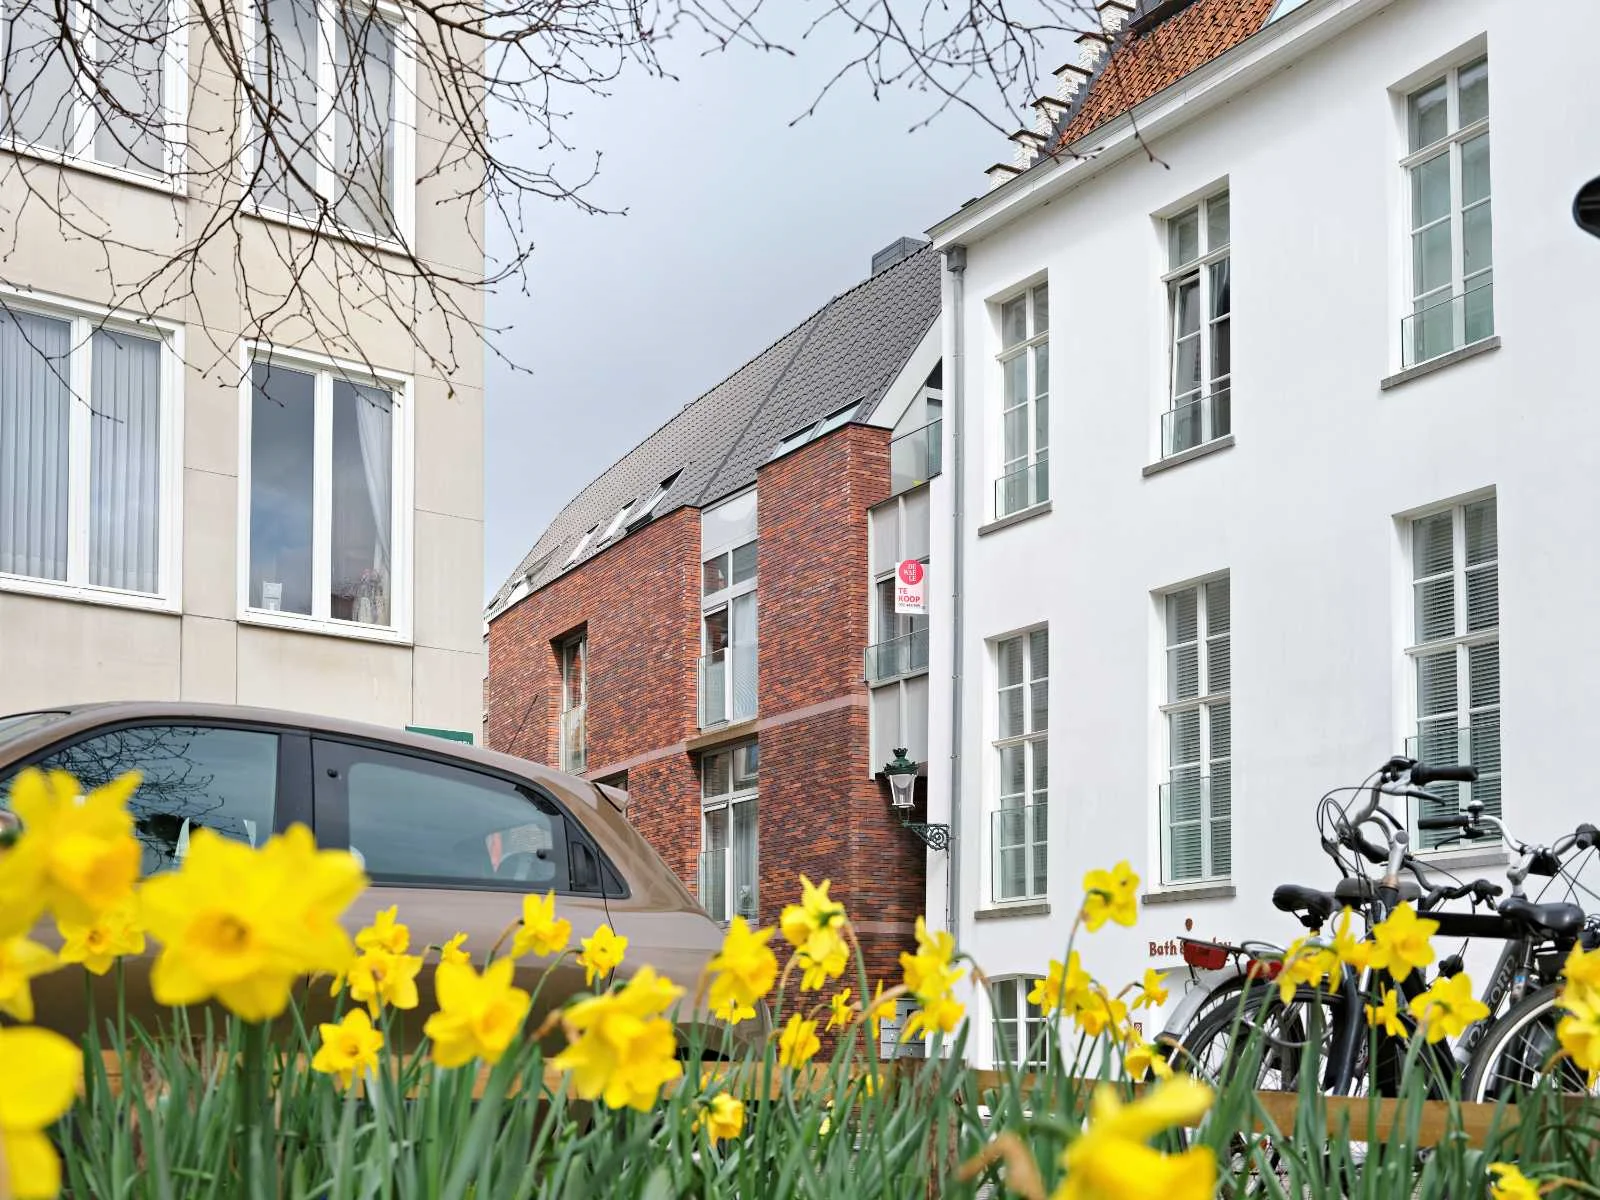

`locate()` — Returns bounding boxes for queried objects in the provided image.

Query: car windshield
[0,711,68,756]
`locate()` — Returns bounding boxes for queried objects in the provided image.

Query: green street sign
[406,725,475,745]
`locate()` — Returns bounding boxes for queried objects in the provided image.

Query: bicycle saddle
[1333,877,1423,904]
[1498,896,1585,939]
[1272,883,1337,926]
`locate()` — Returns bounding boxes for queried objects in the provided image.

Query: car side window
[17,725,280,876]
[319,741,594,892]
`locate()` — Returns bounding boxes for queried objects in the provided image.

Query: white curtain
[90,329,161,593]
[0,309,71,581]
[352,383,392,618]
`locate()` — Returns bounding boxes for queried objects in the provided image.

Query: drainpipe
[944,244,967,944]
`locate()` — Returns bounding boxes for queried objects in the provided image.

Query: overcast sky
[482,16,999,597]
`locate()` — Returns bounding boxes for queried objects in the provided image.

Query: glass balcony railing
[1161,386,1231,459]
[995,459,1049,519]
[1406,716,1501,849]
[698,643,758,729]
[864,627,930,684]
[890,420,942,495]
[991,804,1048,902]
[698,847,759,924]
[559,705,586,774]
[1402,279,1495,368]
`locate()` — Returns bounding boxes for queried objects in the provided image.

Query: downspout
[943,244,967,944]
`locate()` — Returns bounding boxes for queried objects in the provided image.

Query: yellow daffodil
[424,956,532,1068]
[1487,1162,1543,1200]
[439,932,470,967]
[1031,952,1093,1017]
[1365,988,1406,1037]
[1409,971,1489,1044]
[346,949,424,1016]
[695,1093,746,1142]
[550,966,683,1110]
[1368,903,1438,982]
[1124,1040,1174,1081]
[1277,938,1340,1004]
[780,875,846,949]
[1054,1077,1216,1200]
[0,936,58,1022]
[140,825,365,1022]
[795,926,850,991]
[1081,861,1139,933]
[1075,989,1129,1040]
[1565,944,1600,1003]
[0,1026,82,1200]
[355,905,410,955]
[576,923,627,988]
[778,1012,821,1069]
[0,768,142,936]
[863,980,896,1039]
[1131,968,1169,1011]
[1557,993,1600,1084]
[512,891,572,959]
[707,917,777,1024]
[56,895,144,976]
[312,1007,385,1089]
[904,993,965,1040]
[1329,907,1372,972]
[900,917,963,1003]
[827,988,853,1031]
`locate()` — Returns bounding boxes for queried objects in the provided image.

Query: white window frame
[1399,55,1491,367]
[558,632,586,774]
[0,286,183,612]
[990,976,1045,1070]
[0,0,189,191]
[991,627,1048,904]
[699,741,758,925]
[239,0,417,247]
[1160,188,1230,457]
[1403,494,1500,847]
[1158,575,1231,886]
[993,280,1049,519]
[235,339,413,643]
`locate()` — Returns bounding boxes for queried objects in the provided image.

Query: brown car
[0,703,751,1053]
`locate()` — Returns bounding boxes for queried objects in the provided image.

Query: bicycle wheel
[1463,984,1595,1102]
[1178,982,1362,1094]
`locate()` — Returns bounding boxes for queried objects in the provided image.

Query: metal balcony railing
[864,627,930,684]
[1407,717,1502,849]
[1161,386,1231,459]
[991,804,1048,902]
[995,460,1049,519]
[559,705,586,774]
[1402,279,1495,368]
[698,643,758,728]
[889,419,942,495]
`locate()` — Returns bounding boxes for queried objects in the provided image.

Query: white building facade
[924,0,1600,1065]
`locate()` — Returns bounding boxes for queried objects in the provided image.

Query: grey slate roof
[488,244,940,613]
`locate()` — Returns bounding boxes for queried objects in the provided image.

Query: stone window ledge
[1380,336,1501,391]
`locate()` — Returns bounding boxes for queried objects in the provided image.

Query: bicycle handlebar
[1411,762,1479,786]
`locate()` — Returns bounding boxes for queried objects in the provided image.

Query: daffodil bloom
[778,1012,821,1069]
[346,949,424,1016]
[795,926,850,991]
[56,895,144,977]
[1081,861,1139,933]
[1487,1162,1543,1200]
[576,923,627,987]
[0,1026,82,1200]
[695,1093,746,1142]
[0,936,58,1022]
[355,905,410,955]
[1557,993,1600,1083]
[439,932,470,967]
[1075,989,1129,1040]
[1124,1040,1174,1081]
[1329,907,1372,972]
[900,917,963,1003]
[863,980,896,1039]
[312,1007,385,1089]
[424,956,533,1068]
[550,966,683,1110]
[1054,1077,1217,1200]
[1365,988,1406,1037]
[512,891,572,959]
[1409,971,1488,1044]
[1131,968,1169,1011]
[141,825,365,1022]
[1031,952,1093,1017]
[905,993,965,1040]
[827,988,853,1031]
[1368,903,1438,982]
[1277,939,1340,1004]
[0,768,142,937]
[780,875,846,949]
[707,916,777,1024]
[1565,944,1600,1001]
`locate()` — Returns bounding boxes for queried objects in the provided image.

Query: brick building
[485,242,943,1033]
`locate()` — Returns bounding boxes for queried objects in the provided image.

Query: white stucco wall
[925,0,1600,1063]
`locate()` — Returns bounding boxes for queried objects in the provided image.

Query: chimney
[871,237,930,275]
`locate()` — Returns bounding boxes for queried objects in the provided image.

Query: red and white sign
[894,559,927,615]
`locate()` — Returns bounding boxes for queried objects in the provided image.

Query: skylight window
[563,524,600,568]
[767,402,863,462]
[601,502,632,541]
[627,472,681,528]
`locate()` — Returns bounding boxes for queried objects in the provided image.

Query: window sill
[1414,844,1509,873]
[0,573,179,616]
[687,718,760,752]
[243,201,412,257]
[237,609,411,646]
[1142,882,1237,905]
[978,501,1052,537]
[0,138,182,197]
[1381,336,1501,391]
[974,901,1051,920]
[1143,434,1236,477]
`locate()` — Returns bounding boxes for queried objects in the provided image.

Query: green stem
[241,1020,275,1200]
